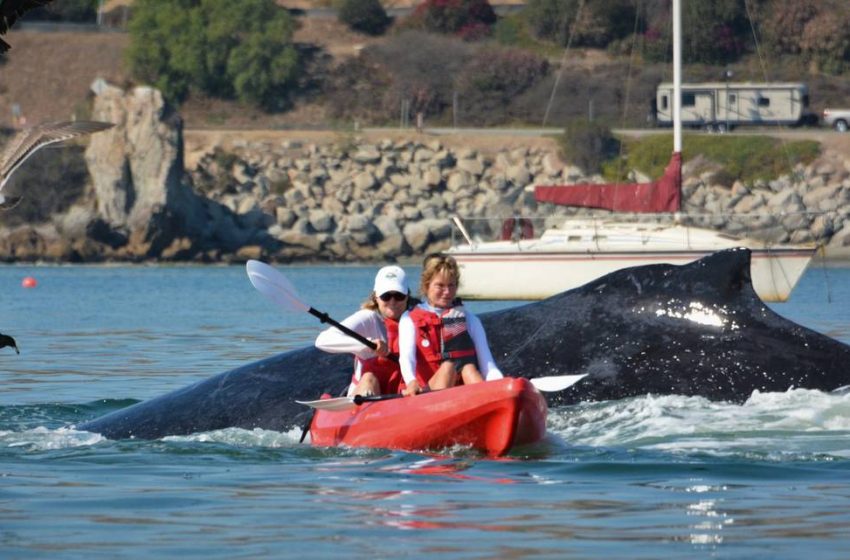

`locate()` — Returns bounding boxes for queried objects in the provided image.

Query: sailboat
[444,0,816,302]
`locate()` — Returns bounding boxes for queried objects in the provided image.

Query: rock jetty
[0,81,848,262]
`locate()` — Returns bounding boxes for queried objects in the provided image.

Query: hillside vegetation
[2,0,849,131]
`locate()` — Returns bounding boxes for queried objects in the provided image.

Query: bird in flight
[0,332,19,353]
[1,0,55,53]
[0,120,114,209]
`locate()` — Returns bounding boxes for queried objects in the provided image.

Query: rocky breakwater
[189,135,850,261]
[188,137,555,261]
[1,79,849,262]
[676,150,850,254]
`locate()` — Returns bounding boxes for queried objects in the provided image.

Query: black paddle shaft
[309,307,376,349]
[308,307,399,362]
[353,393,405,405]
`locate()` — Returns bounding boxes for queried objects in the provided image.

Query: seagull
[0,332,19,353]
[0,0,54,53]
[0,120,114,209]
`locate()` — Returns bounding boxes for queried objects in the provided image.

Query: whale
[79,248,850,440]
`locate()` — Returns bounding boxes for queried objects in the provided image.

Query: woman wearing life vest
[399,255,503,395]
[315,265,411,397]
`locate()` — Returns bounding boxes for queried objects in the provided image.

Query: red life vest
[408,305,478,386]
[354,317,405,394]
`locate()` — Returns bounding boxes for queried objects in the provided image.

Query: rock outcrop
[84,79,206,257]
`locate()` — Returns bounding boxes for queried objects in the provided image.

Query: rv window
[661,95,668,110]
[758,97,770,107]
[682,93,695,107]
[728,93,736,103]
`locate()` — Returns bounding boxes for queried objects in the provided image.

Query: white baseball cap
[374,265,408,296]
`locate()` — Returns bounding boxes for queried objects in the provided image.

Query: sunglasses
[379,292,407,302]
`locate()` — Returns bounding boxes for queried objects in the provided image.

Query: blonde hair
[420,254,460,297]
[362,293,380,311]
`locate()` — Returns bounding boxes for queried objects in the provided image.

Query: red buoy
[22,276,37,288]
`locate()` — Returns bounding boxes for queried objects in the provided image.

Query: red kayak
[307,377,548,456]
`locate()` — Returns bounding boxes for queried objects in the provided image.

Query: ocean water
[1,262,849,559]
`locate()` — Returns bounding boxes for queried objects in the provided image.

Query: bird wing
[0,120,114,192]
[1,0,55,33]
[1,0,56,51]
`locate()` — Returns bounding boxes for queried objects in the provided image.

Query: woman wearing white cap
[315,265,411,397]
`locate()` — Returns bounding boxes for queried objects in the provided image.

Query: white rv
[653,82,817,131]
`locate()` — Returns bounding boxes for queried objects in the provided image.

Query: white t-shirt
[398,303,504,384]
[315,308,387,395]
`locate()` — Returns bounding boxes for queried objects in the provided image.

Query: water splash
[1,426,105,451]
[549,388,850,459]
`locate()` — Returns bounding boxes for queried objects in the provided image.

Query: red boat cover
[534,152,682,213]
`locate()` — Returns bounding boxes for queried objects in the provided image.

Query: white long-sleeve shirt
[398,303,503,384]
[315,308,387,395]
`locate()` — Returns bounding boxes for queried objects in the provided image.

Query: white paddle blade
[246,260,309,313]
[529,374,587,392]
[296,397,356,412]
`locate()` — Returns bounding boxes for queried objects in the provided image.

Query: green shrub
[337,0,391,35]
[800,11,850,74]
[405,0,496,38]
[759,0,818,55]
[324,55,394,122]
[557,120,620,174]
[453,47,549,125]
[524,0,639,48]
[363,31,473,120]
[491,14,523,46]
[127,0,300,110]
[639,0,751,64]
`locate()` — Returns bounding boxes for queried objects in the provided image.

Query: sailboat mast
[672,0,682,153]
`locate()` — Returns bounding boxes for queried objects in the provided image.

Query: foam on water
[163,426,305,447]
[4,387,849,459]
[0,426,105,451]
[549,388,850,459]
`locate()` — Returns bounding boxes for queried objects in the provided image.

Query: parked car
[822,108,850,132]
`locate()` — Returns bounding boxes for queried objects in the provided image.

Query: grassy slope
[2,23,849,165]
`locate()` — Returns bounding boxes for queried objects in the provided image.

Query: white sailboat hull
[446,222,815,302]
[447,0,816,303]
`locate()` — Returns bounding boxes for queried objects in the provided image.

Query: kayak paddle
[296,393,405,412]
[529,373,586,392]
[297,374,587,412]
[246,259,379,351]
[247,260,588,404]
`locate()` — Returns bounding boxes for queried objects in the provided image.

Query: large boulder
[85,80,205,250]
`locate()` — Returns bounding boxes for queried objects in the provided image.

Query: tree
[524,0,639,48]
[373,30,473,117]
[406,0,497,39]
[337,0,391,36]
[640,0,748,64]
[800,11,850,74]
[758,0,819,55]
[454,47,549,125]
[127,0,300,110]
[524,0,580,46]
